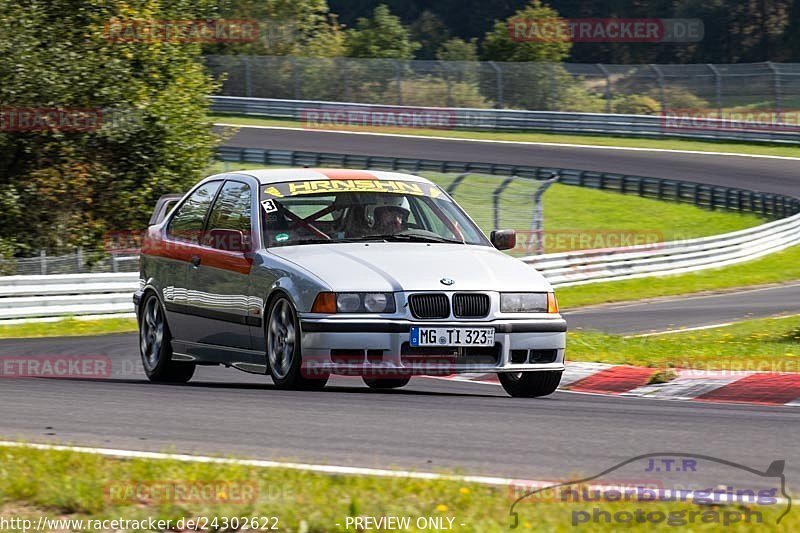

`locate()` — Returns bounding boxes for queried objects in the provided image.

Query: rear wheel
[362,376,411,389]
[266,296,328,390]
[139,293,195,383]
[499,371,561,398]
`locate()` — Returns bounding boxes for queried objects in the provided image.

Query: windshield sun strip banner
[262,179,443,199]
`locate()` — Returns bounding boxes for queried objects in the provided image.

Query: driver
[370,195,410,235]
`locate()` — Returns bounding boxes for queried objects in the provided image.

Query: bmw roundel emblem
[440,278,455,286]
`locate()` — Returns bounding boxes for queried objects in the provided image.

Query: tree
[0,0,219,258]
[208,0,346,57]
[481,1,571,62]
[410,10,450,60]
[436,38,479,62]
[344,4,420,59]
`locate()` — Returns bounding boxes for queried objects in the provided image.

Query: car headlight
[501,292,558,313]
[312,292,396,313]
[336,293,362,313]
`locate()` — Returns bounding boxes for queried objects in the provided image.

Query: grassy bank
[556,245,800,309]
[0,317,137,339]
[213,114,800,158]
[210,162,765,248]
[0,445,792,531]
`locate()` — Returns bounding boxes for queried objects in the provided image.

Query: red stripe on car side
[142,230,252,275]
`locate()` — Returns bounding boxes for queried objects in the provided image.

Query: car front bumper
[298,317,567,376]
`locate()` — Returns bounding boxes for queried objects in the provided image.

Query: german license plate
[410,327,495,347]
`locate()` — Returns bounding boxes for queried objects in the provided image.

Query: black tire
[499,371,562,398]
[139,292,195,383]
[362,376,411,389]
[266,295,329,390]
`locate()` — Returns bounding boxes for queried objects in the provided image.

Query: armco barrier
[4,151,799,319]
[525,212,800,286]
[211,96,800,145]
[0,273,139,319]
[3,214,799,318]
[216,146,800,219]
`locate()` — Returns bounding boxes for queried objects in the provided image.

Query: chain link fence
[206,55,800,116]
[0,249,139,276]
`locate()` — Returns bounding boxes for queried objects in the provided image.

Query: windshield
[260,179,489,247]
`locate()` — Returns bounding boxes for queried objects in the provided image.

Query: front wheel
[139,292,195,383]
[499,371,562,398]
[266,296,328,390]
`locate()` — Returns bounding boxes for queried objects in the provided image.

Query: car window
[167,181,222,244]
[261,182,489,247]
[204,181,253,251]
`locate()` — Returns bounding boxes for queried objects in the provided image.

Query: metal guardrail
[4,210,799,319]
[526,212,800,286]
[216,146,800,219]
[5,151,798,319]
[0,273,139,319]
[212,96,800,144]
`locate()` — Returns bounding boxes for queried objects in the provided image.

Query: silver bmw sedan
[134,168,566,397]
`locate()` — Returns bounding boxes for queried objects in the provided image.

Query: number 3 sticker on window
[262,199,278,213]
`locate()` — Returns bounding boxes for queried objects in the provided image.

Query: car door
[161,180,223,344]
[183,179,258,354]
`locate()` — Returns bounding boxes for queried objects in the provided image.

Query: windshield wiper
[381,233,465,244]
[277,236,386,246]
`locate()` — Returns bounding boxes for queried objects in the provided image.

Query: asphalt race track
[0,333,799,489]
[2,127,799,493]
[222,125,800,195]
[565,283,800,335]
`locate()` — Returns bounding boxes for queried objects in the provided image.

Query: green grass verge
[0,446,792,531]
[213,114,800,158]
[0,317,137,339]
[569,314,800,371]
[209,162,764,249]
[556,244,800,309]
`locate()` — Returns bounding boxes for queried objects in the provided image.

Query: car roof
[226,168,434,185]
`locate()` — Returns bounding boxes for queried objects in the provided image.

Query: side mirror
[205,229,250,252]
[490,229,516,251]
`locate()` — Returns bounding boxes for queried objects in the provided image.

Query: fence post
[767,62,782,121]
[291,56,301,100]
[77,247,84,273]
[531,174,561,255]
[40,250,47,275]
[243,56,253,97]
[440,60,454,108]
[488,61,504,109]
[597,64,612,113]
[394,59,403,105]
[649,64,665,110]
[111,254,119,273]
[707,64,722,115]
[492,178,515,231]
[340,58,351,101]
